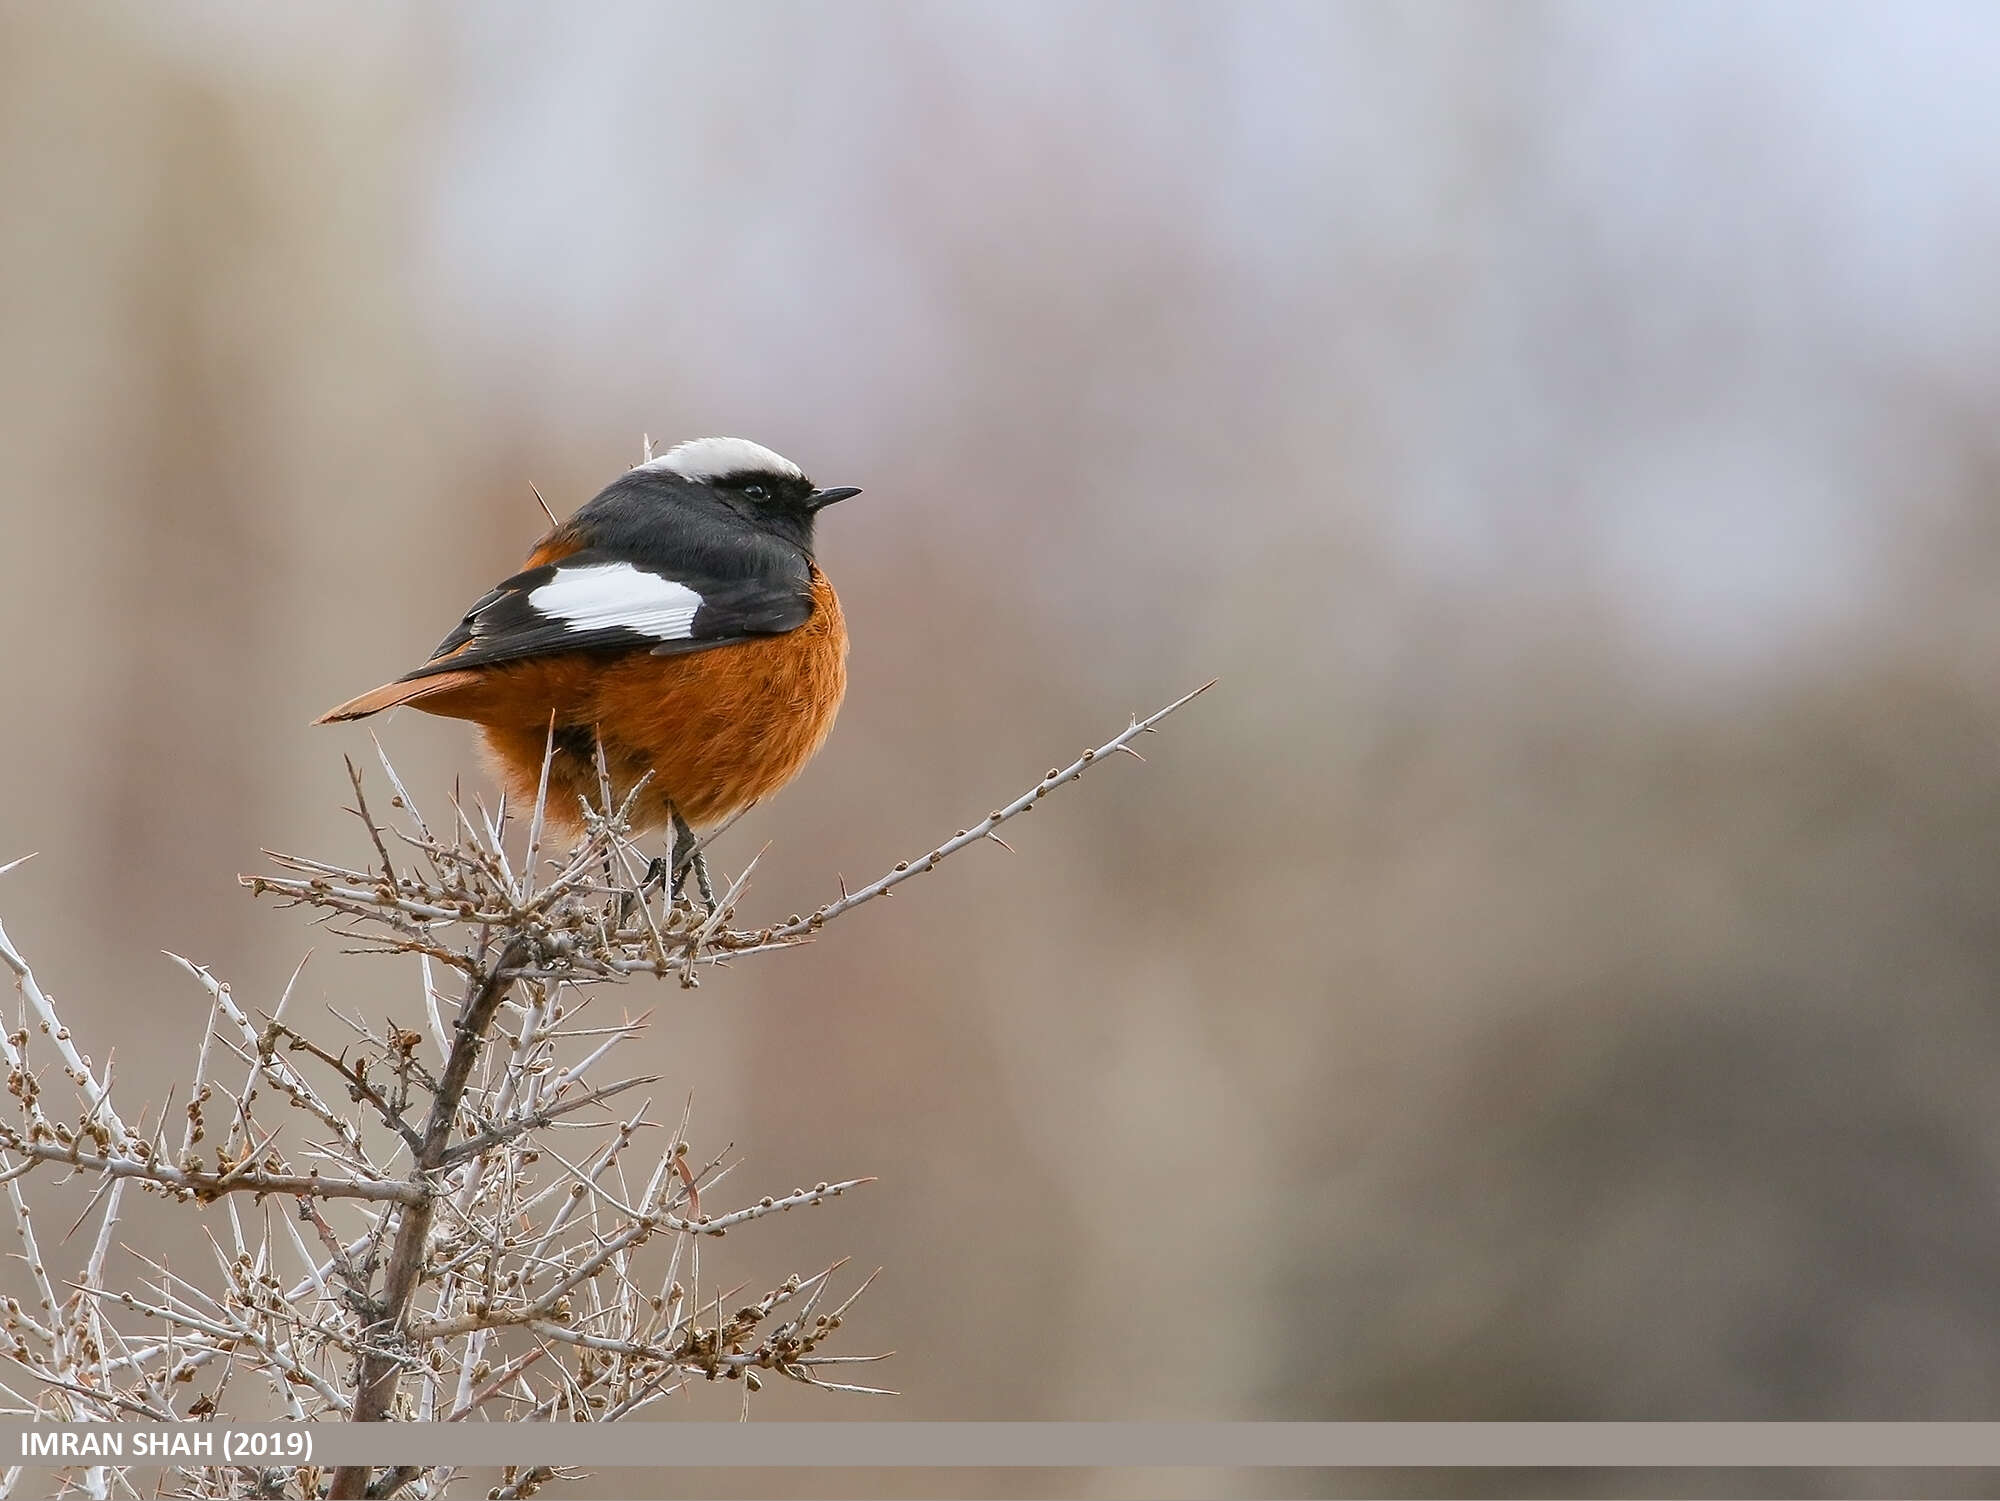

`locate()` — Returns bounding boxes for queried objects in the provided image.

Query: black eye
[742,483,770,501]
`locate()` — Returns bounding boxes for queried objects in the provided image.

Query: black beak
[808,485,861,511]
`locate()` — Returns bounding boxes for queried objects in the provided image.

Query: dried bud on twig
[0,686,1208,1498]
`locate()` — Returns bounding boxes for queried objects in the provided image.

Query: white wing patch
[527,562,703,642]
[639,436,805,484]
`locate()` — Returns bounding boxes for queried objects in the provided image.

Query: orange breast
[417,568,848,833]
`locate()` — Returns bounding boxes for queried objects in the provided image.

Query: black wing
[403,547,813,681]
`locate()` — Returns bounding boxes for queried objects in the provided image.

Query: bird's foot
[669,808,717,915]
[618,813,717,928]
[620,859,666,927]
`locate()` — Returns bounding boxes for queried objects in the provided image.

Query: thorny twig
[0,686,1208,1498]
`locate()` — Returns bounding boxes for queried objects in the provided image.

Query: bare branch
[0,675,1209,1497]
[768,681,1215,940]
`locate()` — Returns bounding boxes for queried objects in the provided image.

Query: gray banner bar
[9,1423,2000,1469]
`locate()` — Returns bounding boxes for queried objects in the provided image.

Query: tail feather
[314,670,483,725]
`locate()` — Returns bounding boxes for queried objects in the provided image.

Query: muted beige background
[6,4,2000,1496]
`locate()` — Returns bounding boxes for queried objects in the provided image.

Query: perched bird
[317,437,859,891]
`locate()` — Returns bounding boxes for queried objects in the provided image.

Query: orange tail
[314,670,484,725]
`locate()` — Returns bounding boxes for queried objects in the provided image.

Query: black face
[701,467,861,554]
[570,459,857,576]
[711,468,821,515]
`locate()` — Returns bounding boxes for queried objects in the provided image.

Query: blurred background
[6,2,2000,1496]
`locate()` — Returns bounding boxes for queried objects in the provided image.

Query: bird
[317,437,859,897]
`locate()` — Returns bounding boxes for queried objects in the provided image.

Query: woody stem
[327,936,532,1500]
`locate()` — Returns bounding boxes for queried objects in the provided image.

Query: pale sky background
[395,2,2000,674]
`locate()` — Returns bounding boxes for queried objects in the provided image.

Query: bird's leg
[670,806,716,910]
[626,807,710,921]
[629,856,669,924]
[617,853,651,927]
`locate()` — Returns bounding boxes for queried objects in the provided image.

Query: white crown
[638,436,805,484]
